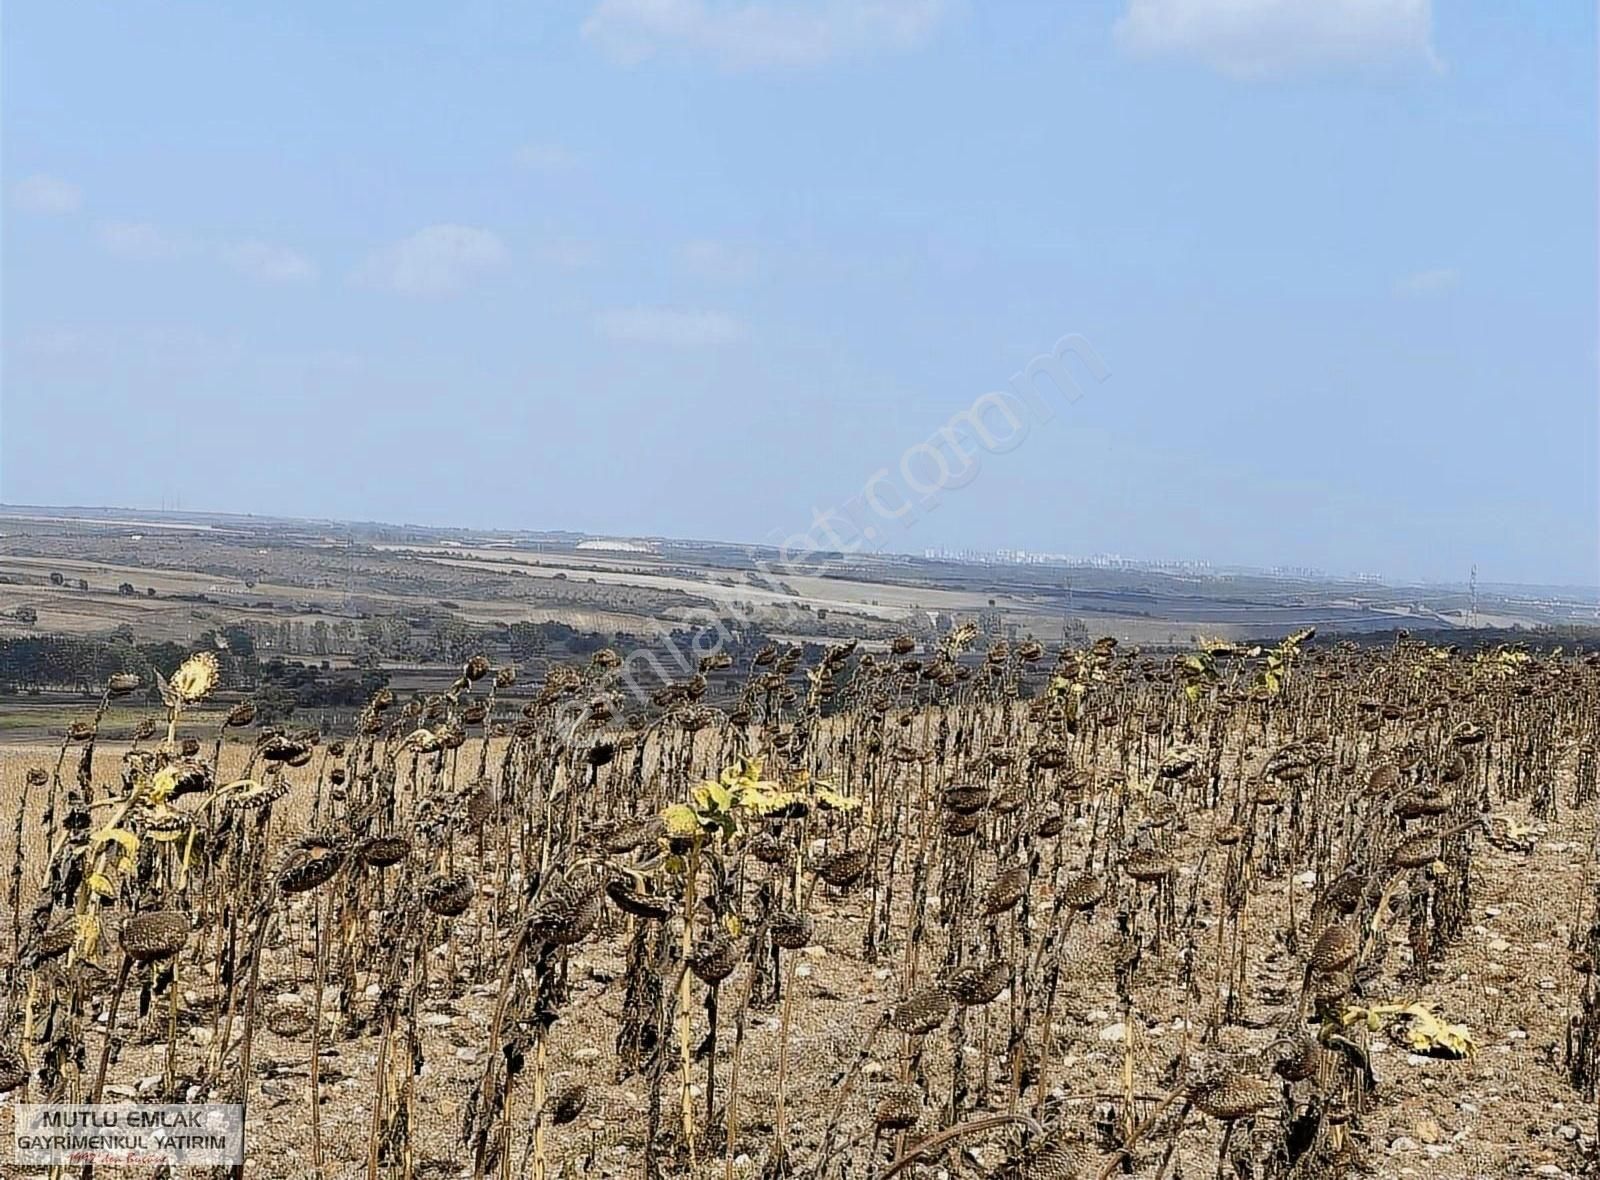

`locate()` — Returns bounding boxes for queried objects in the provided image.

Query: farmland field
[2,629,1599,1179]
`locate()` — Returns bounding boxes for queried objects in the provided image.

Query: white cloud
[357,225,508,296]
[1114,0,1439,80]
[12,174,83,215]
[515,143,578,173]
[679,239,760,282]
[96,220,190,261]
[1394,267,1460,297]
[220,240,318,284]
[582,0,950,70]
[595,307,743,346]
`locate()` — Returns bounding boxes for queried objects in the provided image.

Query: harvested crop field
[2,636,1598,1179]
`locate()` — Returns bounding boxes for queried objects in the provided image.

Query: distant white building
[576,539,657,554]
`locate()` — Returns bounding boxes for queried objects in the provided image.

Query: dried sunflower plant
[0,630,1594,1180]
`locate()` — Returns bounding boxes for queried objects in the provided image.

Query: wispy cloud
[680,239,760,283]
[514,142,578,173]
[1115,0,1440,80]
[12,174,83,215]
[94,220,317,283]
[357,225,508,296]
[11,323,244,374]
[582,0,951,71]
[96,220,191,261]
[220,240,318,284]
[595,307,743,346]
[1394,267,1460,298]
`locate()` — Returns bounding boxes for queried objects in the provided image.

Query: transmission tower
[1469,565,1478,628]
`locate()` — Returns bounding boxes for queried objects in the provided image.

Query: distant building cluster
[920,546,1392,585]
[923,547,1216,574]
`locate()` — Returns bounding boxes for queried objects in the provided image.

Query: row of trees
[39,569,151,595]
[0,633,269,695]
[0,636,151,693]
[0,633,387,725]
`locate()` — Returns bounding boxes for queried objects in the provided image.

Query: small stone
[1415,1119,1442,1144]
[1099,1022,1127,1043]
[1389,1136,1419,1153]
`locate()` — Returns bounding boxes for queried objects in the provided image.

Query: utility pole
[343,527,356,613]
[1469,565,1478,628]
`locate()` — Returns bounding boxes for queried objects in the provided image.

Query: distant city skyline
[3,2,1595,586]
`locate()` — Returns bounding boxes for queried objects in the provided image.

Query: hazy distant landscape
[4,502,1600,1178]
[3,502,1593,735]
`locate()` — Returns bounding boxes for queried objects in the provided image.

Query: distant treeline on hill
[1327,624,1600,653]
[0,633,387,723]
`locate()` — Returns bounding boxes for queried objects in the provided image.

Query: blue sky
[3,1,1595,586]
